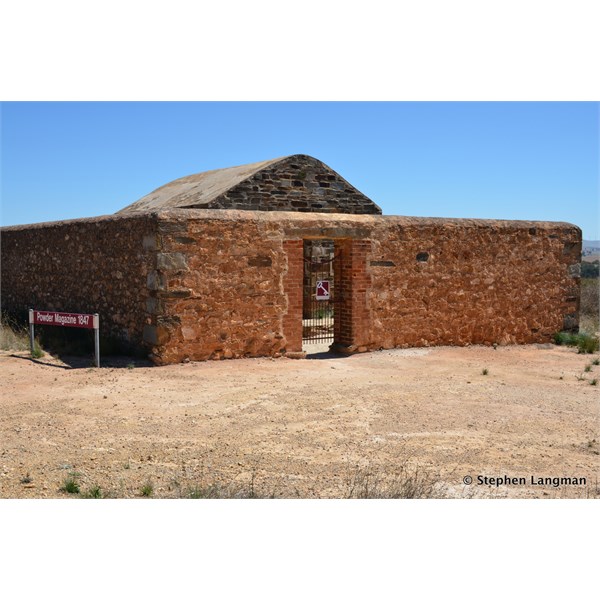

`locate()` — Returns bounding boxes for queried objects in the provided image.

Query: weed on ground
[60,475,80,494]
[0,314,44,357]
[82,485,103,499]
[140,483,153,497]
[344,462,448,499]
[0,314,30,351]
[553,331,599,354]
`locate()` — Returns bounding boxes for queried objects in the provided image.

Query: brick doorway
[302,240,336,346]
[283,238,371,356]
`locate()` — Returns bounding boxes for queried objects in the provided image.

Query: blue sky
[1,102,598,239]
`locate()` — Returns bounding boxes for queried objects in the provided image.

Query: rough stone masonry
[0,154,581,364]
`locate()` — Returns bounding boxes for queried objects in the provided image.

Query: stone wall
[1,209,581,364]
[209,155,382,215]
[367,219,581,349]
[144,212,297,364]
[1,213,158,348]
[146,210,580,363]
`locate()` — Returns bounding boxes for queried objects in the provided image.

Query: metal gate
[302,240,337,343]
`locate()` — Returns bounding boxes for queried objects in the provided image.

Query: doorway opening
[302,239,337,350]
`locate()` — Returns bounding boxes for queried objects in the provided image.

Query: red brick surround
[282,240,304,353]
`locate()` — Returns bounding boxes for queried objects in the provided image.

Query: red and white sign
[315,280,330,301]
[30,310,98,329]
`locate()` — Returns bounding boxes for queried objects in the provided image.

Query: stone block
[158,289,192,298]
[562,241,579,256]
[248,255,272,267]
[143,324,158,345]
[146,297,161,314]
[370,260,395,267]
[181,326,196,340]
[172,236,196,245]
[158,221,189,235]
[157,252,188,271]
[143,235,157,250]
[147,270,167,291]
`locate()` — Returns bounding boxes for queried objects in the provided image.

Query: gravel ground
[1,344,598,499]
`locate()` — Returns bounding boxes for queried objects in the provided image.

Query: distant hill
[583,240,600,257]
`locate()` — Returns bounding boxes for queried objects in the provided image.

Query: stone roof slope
[117,154,382,215]
[117,157,283,214]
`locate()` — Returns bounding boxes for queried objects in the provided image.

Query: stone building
[1,154,581,364]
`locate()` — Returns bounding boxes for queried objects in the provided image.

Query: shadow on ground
[305,350,348,360]
[9,352,153,369]
[303,342,348,360]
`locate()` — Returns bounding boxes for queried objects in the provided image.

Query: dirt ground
[1,343,598,499]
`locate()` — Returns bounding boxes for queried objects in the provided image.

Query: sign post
[29,309,35,355]
[93,314,100,368]
[29,309,100,367]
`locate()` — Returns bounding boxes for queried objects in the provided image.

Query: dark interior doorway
[302,239,336,346]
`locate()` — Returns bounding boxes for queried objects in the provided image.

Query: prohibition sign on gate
[315,280,330,300]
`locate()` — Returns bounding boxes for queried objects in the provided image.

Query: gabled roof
[117,156,287,214]
[117,154,381,215]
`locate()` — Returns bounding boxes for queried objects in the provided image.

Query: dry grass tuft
[580,278,599,336]
[344,461,447,499]
[0,314,44,357]
[0,314,30,351]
